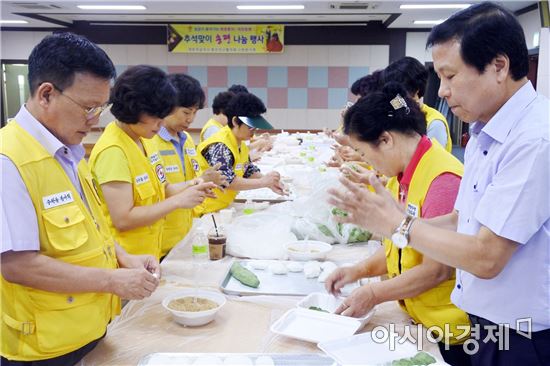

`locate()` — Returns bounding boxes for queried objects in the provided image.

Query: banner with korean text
[168,24,284,53]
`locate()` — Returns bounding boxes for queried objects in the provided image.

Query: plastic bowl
[297,292,376,330]
[162,289,226,327]
[284,240,333,261]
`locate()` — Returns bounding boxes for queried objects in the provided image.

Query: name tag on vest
[149,153,161,164]
[135,173,150,185]
[407,203,419,217]
[235,163,243,171]
[165,165,180,173]
[43,191,74,209]
[186,148,197,156]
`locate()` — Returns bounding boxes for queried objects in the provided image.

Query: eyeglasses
[49,83,110,120]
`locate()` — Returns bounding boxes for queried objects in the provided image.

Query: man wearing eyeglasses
[0,33,160,365]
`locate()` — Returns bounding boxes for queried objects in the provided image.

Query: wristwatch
[391,214,416,249]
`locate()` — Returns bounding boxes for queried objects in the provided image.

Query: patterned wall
[114,65,370,110]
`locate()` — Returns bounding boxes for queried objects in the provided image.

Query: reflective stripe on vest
[199,118,224,143]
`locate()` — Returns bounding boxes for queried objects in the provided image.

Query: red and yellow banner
[167,24,284,53]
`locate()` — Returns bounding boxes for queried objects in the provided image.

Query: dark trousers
[1,334,104,366]
[468,314,550,366]
[438,341,472,366]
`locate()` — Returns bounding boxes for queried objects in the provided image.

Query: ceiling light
[0,20,29,24]
[414,20,446,25]
[237,5,305,10]
[401,4,471,10]
[77,5,146,10]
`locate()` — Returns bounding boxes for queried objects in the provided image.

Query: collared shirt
[397,135,461,219]
[452,81,550,331]
[158,126,187,172]
[1,106,86,252]
[202,142,260,184]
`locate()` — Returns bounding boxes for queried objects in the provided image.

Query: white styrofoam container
[297,292,376,330]
[318,332,446,365]
[270,307,361,343]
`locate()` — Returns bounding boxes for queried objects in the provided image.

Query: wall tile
[103,44,128,65]
[248,88,268,104]
[348,66,370,86]
[166,52,188,66]
[248,66,267,87]
[146,45,168,65]
[247,53,268,66]
[126,45,147,65]
[226,53,248,66]
[308,88,328,109]
[307,46,330,66]
[188,66,208,85]
[206,87,226,106]
[207,53,228,66]
[287,67,308,87]
[227,66,248,87]
[167,65,188,74]
[328,46,350,66]
[267,66,288,87]
[308,67,328,88]
[370,45,390,67]
[349,46,371,66]
[286,109,307,130]
[267,88,288,108]
[208,66,228,87]
[287,88,308,109]
[328,88,349,109]
[328,67,349,88]
[284,46,307,66]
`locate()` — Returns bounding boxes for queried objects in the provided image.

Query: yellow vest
[197,126,249,213]
[89,122,165,259]
[199,118,224,143]
[384,141,468,344]
[0,121,120,361]
[148,131,203,257]
[422,104,452,152]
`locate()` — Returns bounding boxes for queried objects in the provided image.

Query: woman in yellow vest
[150,73,227,258]
[197,92,286,213]
[89,66,215,259]
[384,56,453,152]
[325,82,470,366]
[199,90,234,142]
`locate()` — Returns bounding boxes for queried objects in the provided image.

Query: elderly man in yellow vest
[149,73,227,258]
[0,33,160,366]
[197,92,285,213]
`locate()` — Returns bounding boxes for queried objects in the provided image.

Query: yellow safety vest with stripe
[0,121,120,361]
[199,118,224,143]
[148,131,204,257]
[89,122,165,259]
[384,140,468,345]
[422,104,452,152]
[197,126,249,213]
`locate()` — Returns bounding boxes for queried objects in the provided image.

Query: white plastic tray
[271,307,361,343]
[318,332,444,365]
[297,292,376,330]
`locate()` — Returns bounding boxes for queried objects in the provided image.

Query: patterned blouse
[202,142,260,185]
